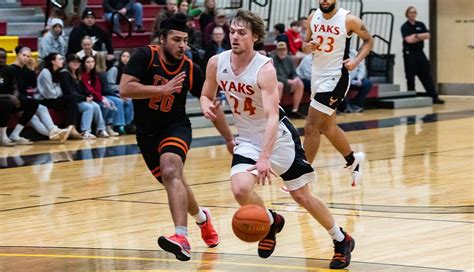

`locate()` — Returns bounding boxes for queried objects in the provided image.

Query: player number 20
[229,96,256,116]
[148,94,175,112]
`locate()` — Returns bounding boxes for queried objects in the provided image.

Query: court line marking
[91,199,474,224]
[0,246,460,271]
[0,253,330,271]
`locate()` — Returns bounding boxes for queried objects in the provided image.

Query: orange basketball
[232,205,270,242]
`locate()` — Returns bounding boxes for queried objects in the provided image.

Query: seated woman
[35,53,81,141]
[61,54,107,139]
[106,50,134,134]
[80,55,111,138]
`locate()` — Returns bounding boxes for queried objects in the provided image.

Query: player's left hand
[343,58,358,71]
[247,158,277,186]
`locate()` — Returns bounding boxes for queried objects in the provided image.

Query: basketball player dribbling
[201,9,355,269]
[303,0,373,186]
[120,13,234,261]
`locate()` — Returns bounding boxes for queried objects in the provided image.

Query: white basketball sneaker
[346,152,365,187]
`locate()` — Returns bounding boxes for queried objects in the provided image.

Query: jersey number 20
[148,94,175,112]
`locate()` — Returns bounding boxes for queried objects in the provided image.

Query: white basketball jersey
[217,50,275,147]
[310,8,351,76]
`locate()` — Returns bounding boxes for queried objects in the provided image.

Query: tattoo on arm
[360,24,369,35]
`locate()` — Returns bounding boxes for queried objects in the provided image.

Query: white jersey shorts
[230,117,315,191]
[310,71,351,116]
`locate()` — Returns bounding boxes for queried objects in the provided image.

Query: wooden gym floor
[0,96,472,271]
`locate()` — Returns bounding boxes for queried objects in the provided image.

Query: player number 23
[314,35,335,53]
[229,96,256,115]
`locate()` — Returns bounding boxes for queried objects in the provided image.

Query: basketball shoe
[329,228,355,269]
[258,210,285,258]
[346,152,365,187]
[158,234,191,261]
[197,208,220,247]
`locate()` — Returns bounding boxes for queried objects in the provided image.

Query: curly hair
[231,9,266,44]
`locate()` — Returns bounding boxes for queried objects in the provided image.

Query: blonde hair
[94,53,107,73]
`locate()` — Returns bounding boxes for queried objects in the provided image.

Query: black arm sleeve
[419,22,429,33]
[123,47,149,79]
[189,63,204,98]
[401,23,411,38]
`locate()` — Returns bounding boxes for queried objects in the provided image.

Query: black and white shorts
[310,71,350,116]
[230,117,315,191]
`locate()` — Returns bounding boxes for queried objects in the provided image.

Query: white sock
[0,127,8,141]
[193,207,207,224]
[175,226,188,236]
[9,124,24,140]
[328,224,345,242]
[292,108,298,112]
[266,209,275,225]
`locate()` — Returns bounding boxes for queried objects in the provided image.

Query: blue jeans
[350,78,372,107]
[104,3,143,33]
[78,101,106,132]
[106,95,134,126]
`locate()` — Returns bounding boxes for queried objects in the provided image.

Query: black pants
[15,97,40,126]
[403,50,438,99]
[40,95,78,126]
[0,99,15,127]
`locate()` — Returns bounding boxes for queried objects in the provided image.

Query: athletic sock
[328,224,345,242]
[175,226,188,236]
[266,208,275,225]
[344,151,355,166]
[193,207,207,224]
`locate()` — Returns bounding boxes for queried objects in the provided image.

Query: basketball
[232,205,271,242]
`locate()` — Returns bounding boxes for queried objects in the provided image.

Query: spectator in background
[107,51,135,134]
[272,42,305,118]
[285,21,306,62]
[61,54,103,139]
[95,53,120,136]
[298,17,308,41]
[296,53,312,93]
[1,47,38,145]
[153,0,178,33]
[65,0,86,18]
[178,0,190,14]
[401,6,444,104]
[40,18,67,61]
[76,36,98,59]
[203,9,229,47]
[203,26,230,68]
[10,46,37,99]
[80,55,111,138]
[103,0,145,34]
[273,23,289,49]
[199,0,216,32]
[67,8,114,61]
[35,53,78,137]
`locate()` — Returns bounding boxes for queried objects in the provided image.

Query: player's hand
[247,158,277,186]
[343,58,358,71]
[202,99,219,121]
[161,72,186,95]
[225,138,235,154]
[305,41,320,52]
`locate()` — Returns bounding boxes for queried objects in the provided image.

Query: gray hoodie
[35,68,62,100]
[39,18,67,59]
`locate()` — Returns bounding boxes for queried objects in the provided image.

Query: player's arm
[302,12,319,53]
[200,55,234,153]
[250,62,280,185]
[119,48,186,99]
[344,15,374,70]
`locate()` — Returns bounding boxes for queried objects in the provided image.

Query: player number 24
[229,96,256,115]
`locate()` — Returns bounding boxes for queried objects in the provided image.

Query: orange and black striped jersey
[124,45,204,134]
